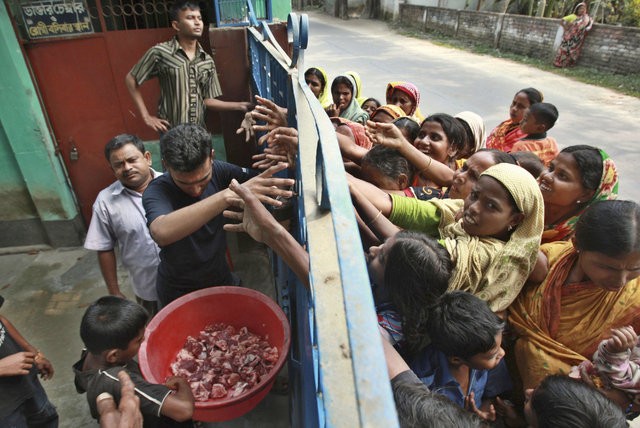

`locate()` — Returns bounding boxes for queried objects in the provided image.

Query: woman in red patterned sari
[554,2,593,68]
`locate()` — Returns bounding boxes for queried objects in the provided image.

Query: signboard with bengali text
[21,0,93,40]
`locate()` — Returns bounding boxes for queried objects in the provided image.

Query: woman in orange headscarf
[386,82,424,123]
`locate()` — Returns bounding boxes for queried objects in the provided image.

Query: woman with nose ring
[539,145,618,244]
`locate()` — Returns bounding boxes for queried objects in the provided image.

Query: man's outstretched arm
[223,179,309,289]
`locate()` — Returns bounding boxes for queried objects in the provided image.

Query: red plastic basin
[138,286,291,422]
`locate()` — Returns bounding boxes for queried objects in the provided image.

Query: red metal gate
[6,0,283,224]
[6,0,189,223]
[24,30,175,223]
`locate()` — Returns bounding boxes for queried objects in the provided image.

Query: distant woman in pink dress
[554,2,593,68]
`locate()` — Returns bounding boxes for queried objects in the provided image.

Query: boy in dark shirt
[73,296,194,427]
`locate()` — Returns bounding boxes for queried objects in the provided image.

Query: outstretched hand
[241,163,295,207]
[236,111,257,143]
[223,179,283,244]
[251,127,298,170]
[365,120,407,150]
[236,96,287,141]
[252,147,292,170]
[251,96,288,133]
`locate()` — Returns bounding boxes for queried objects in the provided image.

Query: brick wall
[457,11,500,45]
[581,25,640,74]
[398,4,639,75]
[499,14,558,58]
[399,4,426,30]
[426,7,459,36]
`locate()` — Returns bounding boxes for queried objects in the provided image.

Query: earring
[508,225,513,232]
[576,200,581,204]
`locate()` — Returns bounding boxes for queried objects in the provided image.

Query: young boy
[0,295,58,427]
[409,291,510,422]
[73,296,194,427]
[511,102,560,166]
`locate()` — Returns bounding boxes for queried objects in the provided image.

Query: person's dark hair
[560,145,603,190]
[331,76,353,95]
[361,146,415,185]
[170,0,200,21]
[361,97,381,108]
[511,151,544,178]
[531,375,627,428]
[386,231,452,355]
[477,148,518,166]
[393,117,420,143]
[104,134,145,161]
[517,87,544,105]
[393,380,483,428]
[428,291,504,359]
[421,113,469,159]
[304,67,326,91]
[528,102,559,130]
[160,124,212,172]
[80,296,148,355]
[574,200,640,257]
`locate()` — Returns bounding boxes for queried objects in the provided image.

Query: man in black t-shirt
[142,124,294,306]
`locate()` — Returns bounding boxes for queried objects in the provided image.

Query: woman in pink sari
[554,2,593,68]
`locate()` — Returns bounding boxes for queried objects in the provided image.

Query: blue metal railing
[247,13,399,427]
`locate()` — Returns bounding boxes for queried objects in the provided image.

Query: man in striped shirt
[125,0,251,133]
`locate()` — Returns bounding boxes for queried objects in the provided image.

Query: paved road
[303,11,640,201]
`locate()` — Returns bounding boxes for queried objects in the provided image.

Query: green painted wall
[0,122,37,221]
[0,4,80,229]
[272,0,292,21]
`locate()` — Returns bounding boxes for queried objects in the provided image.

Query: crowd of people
[234,62,639,427]
[1,0,636,427]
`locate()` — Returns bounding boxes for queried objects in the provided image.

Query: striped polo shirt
[130,37,222,127]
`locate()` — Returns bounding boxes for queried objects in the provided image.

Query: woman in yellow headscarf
[509,200,640,392]
[345,70,367,106]
[354,163,544,312]
[304,67,332,109]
